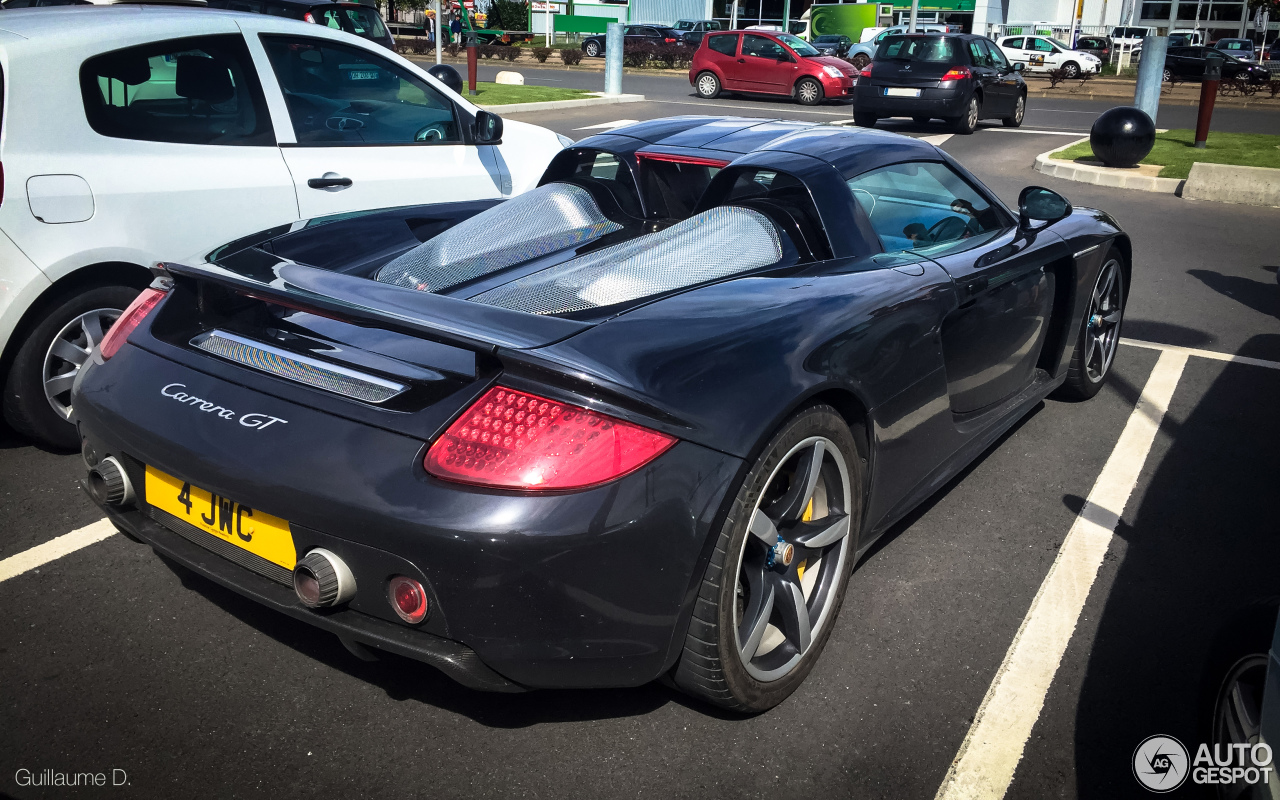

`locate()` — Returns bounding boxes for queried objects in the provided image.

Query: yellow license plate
[145,466,296,570]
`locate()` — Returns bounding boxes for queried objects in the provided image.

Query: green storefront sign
[888,0,975,9]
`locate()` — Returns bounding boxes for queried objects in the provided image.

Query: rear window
[561,148,642,217]
[79,35,274,147]
[707,33,738,55]
[312,5,388,41]
[637,158,720,221]
[1217,40,1250,51]
[877,35,958,62]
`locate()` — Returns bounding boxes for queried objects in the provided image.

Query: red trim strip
[635,152,730,168]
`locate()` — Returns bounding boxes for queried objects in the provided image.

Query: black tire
[673,405,863,713]
[1199,601,1279,800]
[794,77,823,106]
[850,53,870,70]
[3,284,141,450]
[584,40,600,57]
[1061,61,1080,79]
[853,112,877,127]
[1055,247,1126,401]
[1002,92,1026,127]
[694,70,721,99]
[951,94,979,134]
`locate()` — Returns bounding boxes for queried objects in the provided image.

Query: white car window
[260,35,461,145]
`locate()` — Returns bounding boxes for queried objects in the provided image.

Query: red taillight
[664,37,676,43]
[99,287,167,361]
[860,64,873,77]
[635,151,730,168]
[303,11,316,22]
[425,386,676,491]
[388,576,428,624]
[941,66,971,81]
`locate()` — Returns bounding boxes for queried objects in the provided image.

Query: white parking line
[934,349,1188,800]
[0,519,116,584]
[1122,337,1280,371]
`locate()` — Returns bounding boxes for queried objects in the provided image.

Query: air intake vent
[192,330,407,404]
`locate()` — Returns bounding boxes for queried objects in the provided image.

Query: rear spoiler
[161,259,592,354]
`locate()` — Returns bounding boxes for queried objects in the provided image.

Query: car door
[1171,46,1205,78]
[738,34,792,93]
[249,30,505,219]
[982,38,1021,113]
[965,38,1008,114]
[999,37,1026,68]
[5,30,299,279]
[846,160,1065,413]
[1028,37,1058,70]
[706,33,745,88]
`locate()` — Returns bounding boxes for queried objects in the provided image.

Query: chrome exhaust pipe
[87,456,135,507]
[293,549,357,608]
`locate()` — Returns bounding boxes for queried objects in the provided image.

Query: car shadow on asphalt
[1070,333,1280,799]
[1187,268,1280,321]
[151,553,749,727]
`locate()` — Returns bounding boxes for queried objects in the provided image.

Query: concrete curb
[1183,162,1280,207]
[478,93,645,113]
[1033,138,1186,194]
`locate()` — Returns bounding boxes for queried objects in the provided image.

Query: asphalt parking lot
[3,78,1279,799]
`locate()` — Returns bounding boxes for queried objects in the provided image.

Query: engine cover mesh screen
[375,183,622,293]
[469,206,783,316]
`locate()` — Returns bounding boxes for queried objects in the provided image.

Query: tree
[485,0,529,29]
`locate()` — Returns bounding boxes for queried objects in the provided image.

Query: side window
[742,34,785,59]
[846,162,1006,255]
[260,36,460,145]
[986,40,1010,67]
[563,149,641,217]
[79,34,273,146]
[1004,37,1024,49]
[707,34,738,56]
[967,40,987,66]
[1031,38,1055,52]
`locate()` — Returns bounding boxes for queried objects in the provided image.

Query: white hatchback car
[997,35,1102,77]
[0,6,567,448]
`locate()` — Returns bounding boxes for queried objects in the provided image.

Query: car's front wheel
[850,53,870,70]
[584,40,601,57]
[1056,248,1126,401]
[695,70,722,99]
[673,405,863,712]
[1061,60,1080,78]
[794,77,823,106]
[3,284,142,450]
[1002,93,1026,127]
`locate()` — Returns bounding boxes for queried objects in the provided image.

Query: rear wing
[162,259,591,354]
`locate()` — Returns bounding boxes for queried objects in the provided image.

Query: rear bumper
[854,84,965,117]
[73,340,743,690]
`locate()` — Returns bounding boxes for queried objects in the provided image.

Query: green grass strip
[1052,129,1280,179]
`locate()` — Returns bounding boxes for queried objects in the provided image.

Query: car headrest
[470,206,786,315]
[375,182,624,293]
[97,54,152,86]
[176,55,235,104]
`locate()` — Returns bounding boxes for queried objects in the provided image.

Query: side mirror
[474,110,503,144]
[1012,61,1025,72]
[1019,186,1072,229]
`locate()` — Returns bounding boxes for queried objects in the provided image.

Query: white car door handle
[307,172,353,191]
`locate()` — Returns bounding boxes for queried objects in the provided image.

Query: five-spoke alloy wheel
[1058,249,1126,400]
[674,405,862,712]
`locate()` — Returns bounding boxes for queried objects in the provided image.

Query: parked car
[997,34,1102,77]
[0,6,567,449]
[581,24,680,57]
[855,33,1027,133]
[1074,34,1112,63]
[1170,28,1207,47]
[691,30,855,106]
[71,115,1131,712]
[204,0,395,50]
[1164,46,1272,83]
[673,18,721,46]
[1211,37,1259,62]
[811,33,853,58]
[843,23,950,70]
[1110,24,1154,47]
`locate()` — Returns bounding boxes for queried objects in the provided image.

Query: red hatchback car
[691,30,856,105]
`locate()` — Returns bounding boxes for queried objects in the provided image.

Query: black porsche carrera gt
[73,116,1129,712]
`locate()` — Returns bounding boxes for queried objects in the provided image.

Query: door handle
[738,58,746,63]
[307,173,353,191]
[963,277,988,296]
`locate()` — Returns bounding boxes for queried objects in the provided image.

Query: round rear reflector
[388,575,428,624]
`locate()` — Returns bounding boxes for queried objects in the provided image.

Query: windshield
[815,35,845,43]
[675,20,694,30]
[1218,40,1249,50]
[775,33,819,55]
[1048,37,1073,50]
[877,35,957,62]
